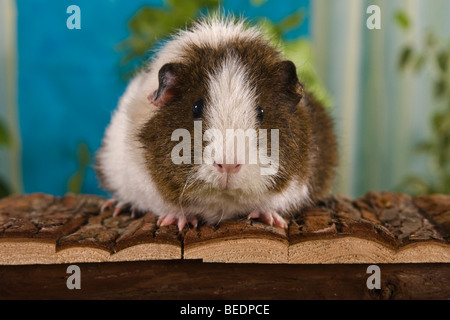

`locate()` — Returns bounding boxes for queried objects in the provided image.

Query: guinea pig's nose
[214,162,242,174]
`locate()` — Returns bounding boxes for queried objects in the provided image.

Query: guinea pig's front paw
[101,198,137,218]
[157,213,199,231]
[248,210,288,229]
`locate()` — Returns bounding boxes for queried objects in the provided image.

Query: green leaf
[257,18,282,43]
[426,32,437,48]
[119,0,220,78]
[0,119,10,146]
[250,0,268,7]
[436,51,448,72]
[278,9,305,36]
[433,78,446,97]
[415,141,435,154]
[394,11,410,30]
[444,173,450,194]
[432,112,450,132]
[67,142,92,194]
[400,175,433,196]
[169,0,218,10]
[414,54,425,71]
[0,177,11,198]
[67,171,83,194]
[398,46,413,69]
[78,142,91,168]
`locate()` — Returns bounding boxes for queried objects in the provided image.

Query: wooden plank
[0,192,449,265]
[0,194,103,264]
[55,204,182,263]
[0,261,448,299]
[288,193,449,263]
[0,194,182,264]
[110,213,181,262]
[183,218,288,263]
[413,194,450,239]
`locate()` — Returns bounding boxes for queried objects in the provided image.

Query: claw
[112,205,124,217]
[157,213,199,231]
[248,210,288,229]
[177,216,187,231]
[157,214,177,227]
[101,199,117,213]
[101,198,134,218]
[188,216,198,228]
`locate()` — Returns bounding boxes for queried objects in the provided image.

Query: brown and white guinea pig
[96,16,338,230]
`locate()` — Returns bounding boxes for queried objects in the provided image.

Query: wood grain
[0,192,449,265]
[0,261,448,299]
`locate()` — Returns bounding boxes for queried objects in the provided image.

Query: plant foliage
[67,142,91,194]
[396,11,450,195]
[118,1,332,106]
[0,119,11,198]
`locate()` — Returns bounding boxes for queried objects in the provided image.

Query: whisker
[215,205,226,226]
[178,169,197,216]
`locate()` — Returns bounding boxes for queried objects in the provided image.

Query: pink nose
[214,163,242,174]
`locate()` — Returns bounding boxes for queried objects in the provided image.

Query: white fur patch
[97,78,176,215]
[194,55,275,196]
[184,178,310,225]
[205,56,258,134]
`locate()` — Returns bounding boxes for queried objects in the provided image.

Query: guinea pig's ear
[278,60,303,112]
[148,63,184,107]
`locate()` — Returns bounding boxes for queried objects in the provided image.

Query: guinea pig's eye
[256,105,264,125]
[193,99,204,120]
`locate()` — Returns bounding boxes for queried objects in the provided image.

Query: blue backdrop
[16,0,310,196]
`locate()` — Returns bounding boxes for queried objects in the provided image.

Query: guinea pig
[96,16,338,230]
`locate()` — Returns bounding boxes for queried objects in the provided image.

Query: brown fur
[136,31,338,210]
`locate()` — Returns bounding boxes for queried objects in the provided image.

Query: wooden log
[0,261,449,300]
[288,192,449,263]
[0,193,102,264]
[183,218,289,263]
[0,192,449,265]
[0,194,181,264]
[56,210,181,263]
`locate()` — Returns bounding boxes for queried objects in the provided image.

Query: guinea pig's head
[138,38,312,206]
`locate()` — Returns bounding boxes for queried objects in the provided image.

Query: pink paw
[157,213,199,231]
[248,210,288,229]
